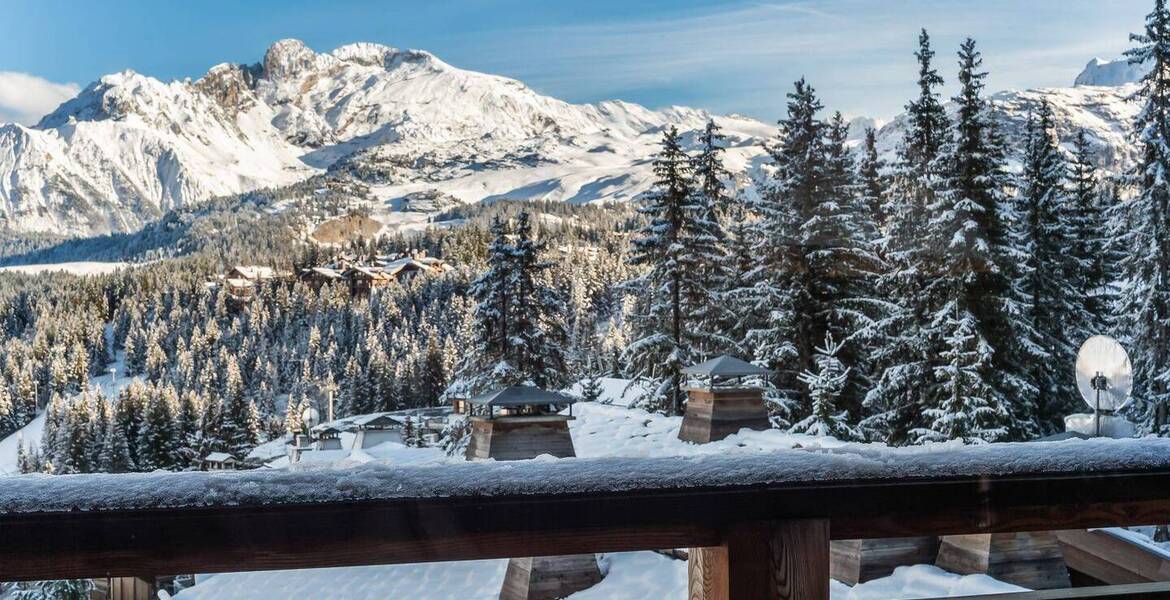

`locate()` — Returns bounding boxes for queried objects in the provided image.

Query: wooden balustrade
[2,446,1170,599]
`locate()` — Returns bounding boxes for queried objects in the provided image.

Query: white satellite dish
[302,406,321,429]
[1075,335,1133,417]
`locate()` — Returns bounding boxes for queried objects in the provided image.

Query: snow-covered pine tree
[916,304,1008,443]
[1068,130,1115,336]
[1118,0,1170,435]
[920,38,1020,440]
[0,384,13,436]
[812,112,885,416]
[507,211,568,390]
[624,126,701,415]
[689,119,737,356]
[864,29,951,445]
[62,396,94,473]
[792,333,861,440]
[1016,101,1082,430]
[138,386,177,471]
[858,128,888,229]
[219,362,261,457]
[448,216,515,397]
[99,415,134,473]
[743,79,822,419]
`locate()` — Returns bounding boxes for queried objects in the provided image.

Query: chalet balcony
[3,439,1170,599]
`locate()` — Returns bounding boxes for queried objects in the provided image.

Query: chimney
[677,355,771,444]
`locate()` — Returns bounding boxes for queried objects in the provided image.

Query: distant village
[211,250,454,304]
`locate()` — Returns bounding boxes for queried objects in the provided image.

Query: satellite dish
[302,406,321,428]
[1075,335,1133,413]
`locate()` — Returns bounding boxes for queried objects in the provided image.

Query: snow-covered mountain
[1075,57,1149,87]
[0,39,1148,238]
[0,39,771,237]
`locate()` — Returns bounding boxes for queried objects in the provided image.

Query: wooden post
[689,520,829,600]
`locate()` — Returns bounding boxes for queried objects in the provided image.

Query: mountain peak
[1074,56,1148,87]
[262,39,323,81]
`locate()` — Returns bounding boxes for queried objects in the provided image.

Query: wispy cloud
[454,0,1148,120]
[0,72,80,126]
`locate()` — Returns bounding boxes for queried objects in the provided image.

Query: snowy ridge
[3,436,1170,513]
[0,39,770,237]
[0,37,1147,238]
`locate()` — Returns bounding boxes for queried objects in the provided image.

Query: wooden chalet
[298,266,345,290]
[343,266,394,296]
[462,385,602,599]
[678,355,771,443]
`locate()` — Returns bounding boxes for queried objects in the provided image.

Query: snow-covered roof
[301,267,343,279]
[682,355,769,378]
[230,266,278,280]
[203,452,236,463]
[469,385,578,407]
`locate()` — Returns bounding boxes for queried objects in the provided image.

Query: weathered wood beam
[2,469,1170,582]
[689,521,829,600]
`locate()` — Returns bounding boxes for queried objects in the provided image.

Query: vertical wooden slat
[689,519,830,600]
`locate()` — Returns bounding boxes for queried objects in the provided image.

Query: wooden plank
[947,580,1170,599]
[690,520,829,600]
[3,469,1170,582]
[1057,529,1170,584]
[689,546,730,600]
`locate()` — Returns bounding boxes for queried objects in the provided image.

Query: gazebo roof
[682,355,769,378]
[468,385,579,407]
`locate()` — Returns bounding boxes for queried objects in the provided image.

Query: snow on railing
[2,436,1170,514]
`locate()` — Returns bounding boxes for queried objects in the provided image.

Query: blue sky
[0,0,1154,124]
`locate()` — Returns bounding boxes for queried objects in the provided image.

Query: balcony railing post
[688,519,830,600]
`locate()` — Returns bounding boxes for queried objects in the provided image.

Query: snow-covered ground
[171,554,1022,600]
[0,413,44,476]
[0,261,130,276]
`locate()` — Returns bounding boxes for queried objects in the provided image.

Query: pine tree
[865,29,950,445]
[812,112,885,416]
[1119,0,1170,435]
[744,79,823,417]
[689,119,737,356]
[857,128,888,228]
[62,396,94,473]
[1016,101,1082,431]
[921,38,1021,440]
[0,385,14,435]
[138,387,177,471]
[1068,130,1115,336]
[99,416,134,473]
[578,370,604,403]
[449,217,515,396]
[792,333,861,440]
[507,211,569,390]
[624,126,702,414]
[916,305,1008,443]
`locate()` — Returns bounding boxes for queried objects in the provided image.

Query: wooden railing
[2,440,1170,599]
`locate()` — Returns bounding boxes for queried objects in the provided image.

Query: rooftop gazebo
[678,355,771,444]
[463,385,602,599]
